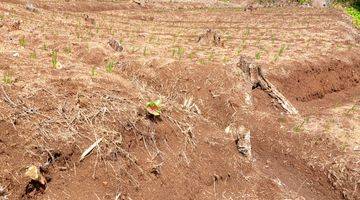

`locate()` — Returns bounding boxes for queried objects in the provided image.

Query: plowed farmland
[0,0,359,199]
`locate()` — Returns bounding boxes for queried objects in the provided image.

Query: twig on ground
[80,137,103,161]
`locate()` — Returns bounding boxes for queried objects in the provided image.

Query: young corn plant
[106,60,116,73]
[51,50,61,69]
[19,36,27,47]
[2,74,13,84]
[90,67,98,77]
[30,51,37,59]
[273,44,286,62]
[293,117,309,133]
[143,46,149,56]
[255,52,261,60]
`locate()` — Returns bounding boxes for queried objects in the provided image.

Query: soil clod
[197,29,224,47]
[25,2,38,12]
[108,39,124,52]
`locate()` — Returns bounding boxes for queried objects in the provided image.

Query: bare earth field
[0,0,359,199]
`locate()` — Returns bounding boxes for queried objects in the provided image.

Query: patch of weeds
[30,51,37,59]
[106,60,116,73]
[2,74,14,84]
[344,103,358,117]
[293,117,309,133]
[298,0,311,4]
[19,36,27,47]
[172,46,185,59]
[0,14,4,20]
[346,2,360,28]
[255,52,261,60]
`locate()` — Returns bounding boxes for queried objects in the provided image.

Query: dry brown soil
[0,0,359,199]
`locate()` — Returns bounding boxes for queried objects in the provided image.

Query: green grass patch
[346,2,360,28]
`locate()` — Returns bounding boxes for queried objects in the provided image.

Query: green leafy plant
[106,60,116,73]
[346,4,360,28]
[19,36,27,47]
[2,74,13,84]
[145,99,161,116]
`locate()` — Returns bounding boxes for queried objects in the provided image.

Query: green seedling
[293,118,309,133]
[19,37,27,47]
[255,52,261,60]
[130,46,140,54]
[106,60,116,73]
[30,51,37,59]
[2,74,13,84]
[143,46,148,56]
[188,51,196,60]
[90,67,98,77]
[278,44,286,56]
[42,44,48,51]
[145,99,161,116]
[51,50,61,69]
[208,51,215,61]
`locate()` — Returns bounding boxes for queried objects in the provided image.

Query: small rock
[133,0,147,7]
[13,52,20,57]
[10,20,21,31]
[25,2,38,12]
[225,125,252,157]
[108,39,123,52]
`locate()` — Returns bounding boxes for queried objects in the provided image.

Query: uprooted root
[237,56,298,114]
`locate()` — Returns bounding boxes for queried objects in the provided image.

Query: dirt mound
[270,53,360,109]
